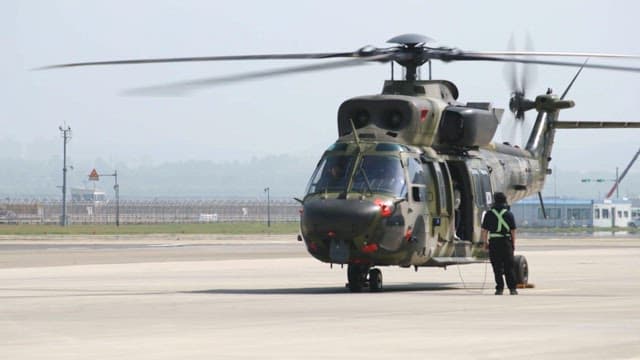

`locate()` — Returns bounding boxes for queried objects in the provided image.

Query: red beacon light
[373,198,393,217]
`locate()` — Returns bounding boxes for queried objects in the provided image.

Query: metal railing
[0,199,301,225]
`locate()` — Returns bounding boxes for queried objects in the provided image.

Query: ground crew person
[481,192,518,295]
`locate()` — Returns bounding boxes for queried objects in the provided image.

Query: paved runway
[1,235,639,359]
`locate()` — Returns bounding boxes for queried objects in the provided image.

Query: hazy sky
[2,0,640,177]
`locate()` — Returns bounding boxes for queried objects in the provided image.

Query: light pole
[59,125,71,226]
[90,169,120,226]
[114,171,119,227]
[264,187,271,227]
[101,170,120,226]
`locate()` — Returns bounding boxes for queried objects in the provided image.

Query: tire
[369,268,383,292]
[513,255,529,285]
[347,264,366,292]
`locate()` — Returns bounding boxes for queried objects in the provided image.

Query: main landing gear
[513,254,529,286]
[347,264,383,292]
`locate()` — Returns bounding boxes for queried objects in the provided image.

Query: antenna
[561,58,589,100]
[349,119,362,151]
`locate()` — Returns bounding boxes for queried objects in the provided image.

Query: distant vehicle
[198,213,219,222]
[71,188,107,204]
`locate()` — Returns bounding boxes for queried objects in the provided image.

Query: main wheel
[513,255,529,285]
[369,268,383,292]
[347,264,367,292]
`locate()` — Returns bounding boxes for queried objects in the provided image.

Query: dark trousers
[489,238,517,291]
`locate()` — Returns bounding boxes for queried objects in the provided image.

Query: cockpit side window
[305,155,354,194]
[408,157,426,185]
[408,157,427,202]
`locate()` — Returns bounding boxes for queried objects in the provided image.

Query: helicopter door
[408,157,452,238]
[434,162,453,217]
[405,156,430,254]
[446,161,474,241]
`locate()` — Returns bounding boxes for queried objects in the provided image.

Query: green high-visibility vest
[489,208,511,238]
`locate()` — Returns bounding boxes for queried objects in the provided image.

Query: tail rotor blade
[521,32,537,95]
[505,34,519,92]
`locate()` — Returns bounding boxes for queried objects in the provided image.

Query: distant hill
[1,153,638,201]
[0,154,318,200]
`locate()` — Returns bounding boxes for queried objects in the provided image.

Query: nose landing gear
[347,264,383,292]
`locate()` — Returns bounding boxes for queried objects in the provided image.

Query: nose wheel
[347,264,383,292]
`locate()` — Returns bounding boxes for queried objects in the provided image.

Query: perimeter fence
[0,199,300,225]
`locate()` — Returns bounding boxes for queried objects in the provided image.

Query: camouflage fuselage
[300,80,562,268]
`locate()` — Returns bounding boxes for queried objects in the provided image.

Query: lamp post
[103,171,120,227]
[264,187,271,227]
[59,125,71,226]
[91,169,120,226]
[114,171,119,227]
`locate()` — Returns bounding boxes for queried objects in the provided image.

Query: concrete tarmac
[1,235,639,359]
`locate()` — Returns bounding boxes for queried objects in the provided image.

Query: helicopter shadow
[185,282,460,296]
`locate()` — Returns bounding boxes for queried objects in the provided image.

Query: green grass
[1,223,635,236]
[0,222,300,235]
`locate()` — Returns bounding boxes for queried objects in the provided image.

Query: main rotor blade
[553,121,640,129]
[125,55,392,95]
[465,50,640,60]
[36,52,363,70]
[448,53,640,73]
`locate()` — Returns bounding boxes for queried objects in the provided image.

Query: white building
[592,199,632,228]
[511,197,634,228]
[71,188,107,203]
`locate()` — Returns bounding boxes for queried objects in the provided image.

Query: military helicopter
[43,34,640,292]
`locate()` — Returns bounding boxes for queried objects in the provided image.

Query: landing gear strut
[347,264,383,292]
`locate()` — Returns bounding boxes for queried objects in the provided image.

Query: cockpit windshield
[351,155,406,197]
[305,155,355,194]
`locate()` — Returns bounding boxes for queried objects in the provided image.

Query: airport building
[631,199,640,227]
[510,197,635,228]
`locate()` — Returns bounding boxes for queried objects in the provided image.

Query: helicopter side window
[306,155,354,194]
[479,169,492,205]
[471,168,492,209]
[351,155,406,197]
[471,169,483,207]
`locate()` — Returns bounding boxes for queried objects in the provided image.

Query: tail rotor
[504,33,537,145]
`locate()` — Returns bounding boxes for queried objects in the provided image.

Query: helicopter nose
[301,198,380,238]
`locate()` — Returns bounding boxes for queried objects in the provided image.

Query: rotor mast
[387,34,433,82]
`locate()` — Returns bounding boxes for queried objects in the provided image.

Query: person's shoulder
[484,209,497,221]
